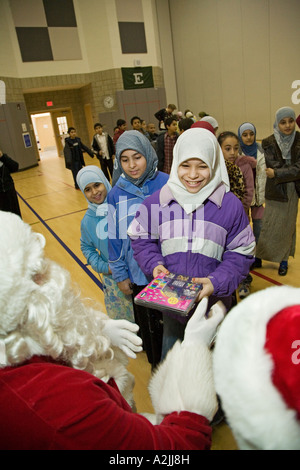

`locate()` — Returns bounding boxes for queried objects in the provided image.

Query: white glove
[102,319,143,359]
[182,297,226,347]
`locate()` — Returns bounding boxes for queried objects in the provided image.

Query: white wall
[167,0,300,138]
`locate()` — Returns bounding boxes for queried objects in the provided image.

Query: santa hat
[213,285,300,450]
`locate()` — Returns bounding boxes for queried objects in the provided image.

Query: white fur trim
[213,286,300,450]
[149,341,218,421]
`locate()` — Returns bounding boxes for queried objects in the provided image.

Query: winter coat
[64,137,93,170]
[107,171,169,285]
[129,183,255,301]
[262,132,300,202]
[235,155,256,213]
[0,154,19,192]
[80,207,110,275]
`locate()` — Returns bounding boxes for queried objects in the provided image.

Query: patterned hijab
[115,130,158,187]
[238,122,258,158]
[76,165,111,215]
[273,107,296,160]
[168,128,230,214]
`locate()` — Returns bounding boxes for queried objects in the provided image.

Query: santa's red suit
[0,356,212,450]
[0,211,223,450]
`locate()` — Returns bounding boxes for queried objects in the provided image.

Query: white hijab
[167,128,230,214]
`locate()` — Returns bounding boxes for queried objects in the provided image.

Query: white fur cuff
[149,341,218,421]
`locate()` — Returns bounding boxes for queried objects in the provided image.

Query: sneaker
[278,261,288,276]
[238,282,251,299]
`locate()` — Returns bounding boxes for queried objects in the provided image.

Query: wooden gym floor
[13,151,300,450]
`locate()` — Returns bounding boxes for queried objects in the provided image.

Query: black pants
[98,157,113,182]
[0,188,22,217]
[132,284,163,369]
[71,161,83,188]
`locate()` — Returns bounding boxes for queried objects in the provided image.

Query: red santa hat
[213,286,300,450]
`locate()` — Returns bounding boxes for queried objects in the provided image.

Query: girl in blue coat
[77,165,134,322]
[108,131,169,367]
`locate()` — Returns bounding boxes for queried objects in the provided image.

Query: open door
[51,109,74,156]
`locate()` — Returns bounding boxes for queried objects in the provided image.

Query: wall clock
[103,95,114,109]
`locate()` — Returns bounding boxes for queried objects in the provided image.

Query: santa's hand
[182,297,226,347]
[102,319,143,359]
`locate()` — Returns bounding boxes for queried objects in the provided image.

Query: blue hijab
[115,130,158,187]
[238,122,258,158]
[76,165,111,215]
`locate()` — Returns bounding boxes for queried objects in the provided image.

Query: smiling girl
[107,131,168,368]
[256,107,300,276]
[129,128,255,358]
[77,166,134,322]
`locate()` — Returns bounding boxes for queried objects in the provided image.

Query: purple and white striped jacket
[129,183,255,299]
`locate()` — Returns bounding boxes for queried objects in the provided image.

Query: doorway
[31,112,57,159]
[30,108,74,159]
[51,109,74,156]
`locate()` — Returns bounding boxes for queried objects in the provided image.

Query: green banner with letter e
[121,67,154,90]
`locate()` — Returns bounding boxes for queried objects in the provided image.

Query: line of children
[76,109,296,371]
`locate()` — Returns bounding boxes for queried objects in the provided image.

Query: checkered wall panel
[10,0,82,62]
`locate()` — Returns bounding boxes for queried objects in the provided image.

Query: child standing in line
[256,107,300,276]
[91,123,115,182]
[129,128,255,359]
[107,131,169,368]
[218,131,256,216]
[0,148,21,217]
[77,165,135,322]
[218,131,256,299]
[238,122,266,268]
[64,127,94,189]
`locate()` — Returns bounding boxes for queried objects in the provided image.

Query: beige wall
[0,0,162,78]
[166,0,300,138]
[1,0,300,142]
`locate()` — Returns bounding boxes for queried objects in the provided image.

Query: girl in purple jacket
[129,128,255,359]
